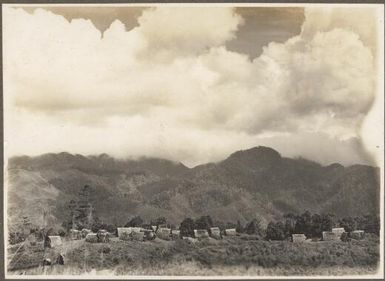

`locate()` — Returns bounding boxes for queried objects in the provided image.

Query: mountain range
[6,146,380,229]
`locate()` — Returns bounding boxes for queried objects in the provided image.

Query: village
[8,217,369,272]
[7,185,379,274]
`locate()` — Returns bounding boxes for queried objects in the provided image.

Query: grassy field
[7,234,380,276]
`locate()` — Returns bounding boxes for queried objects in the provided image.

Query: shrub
[180,218,195,237]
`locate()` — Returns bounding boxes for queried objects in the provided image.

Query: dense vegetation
[8,233,380,275]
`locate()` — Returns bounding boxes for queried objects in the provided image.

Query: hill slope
[6,147,380,228]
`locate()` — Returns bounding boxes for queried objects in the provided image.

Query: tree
[91,217,103,233]
[180,218,195,237]
[214,220,225,231]
[105,224,117,234]
[151,216,167,227]
[294,211,312,237]
[67,199,77,230]
[266,221,285,240]
[363,215,380,235]
[195,215,213,230]
[353,216,366,230]
[339,216,357,233]
[64,186,94,231]
[125,216,143,227]
[283,213,296,238]
[236,220,244,234]
[320,213,335,232]
[245,218,263,237]
[311,213,323,238]
[225,222,237,229]
[72,185,94,230]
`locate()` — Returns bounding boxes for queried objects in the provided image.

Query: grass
[8,235,380,276]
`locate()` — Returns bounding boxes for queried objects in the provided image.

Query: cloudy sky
[3,5,384,167]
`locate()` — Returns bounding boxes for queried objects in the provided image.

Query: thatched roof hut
[350,230,365,240]
[81,229,91,238]
[210,227,222,239]
[144,230,156,240]
[322,231,339,241]
[97,232,110,243]
[194,229,209,239]
[171,229,180,239]
[292,234,306,243]
[131,231,145,241]
[225,228,237,236]
[47,236,62,248]
[157,227,171,240]
[117,227,132,240]
[70,229,81,240]
[85,233,98,243]
[183,236,198,244]
[131,227,142,233]
[332,228,345,235]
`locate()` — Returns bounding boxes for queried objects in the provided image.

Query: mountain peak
[226,146,281,163]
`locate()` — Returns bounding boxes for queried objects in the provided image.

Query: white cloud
[137,7,243,58]
[301,7,377,54]
[3,6,382,167]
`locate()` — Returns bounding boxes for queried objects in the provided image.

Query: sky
[3,5,384,167]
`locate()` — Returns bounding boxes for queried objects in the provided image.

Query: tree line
[64,211,379,241]
[265,211,380,240]
[8,185,380,244]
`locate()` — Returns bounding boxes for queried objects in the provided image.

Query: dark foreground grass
[8,235,380,276]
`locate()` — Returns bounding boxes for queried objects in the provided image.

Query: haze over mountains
[7,146,380,229]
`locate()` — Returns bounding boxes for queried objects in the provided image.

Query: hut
[183,236,198,244]
[81,229,91,238]
[350,230,365,240]
[292,234,306,243]
[157,227,171,240]
[47,236,62,248]
[97,230,110,243]
[322,228,346,241]
[194,229,209,239]
[131,227,142,233]
[171,229,180,239]
[322,231,339,241]
[117,227,144,241]
[144,230,156,241]
[85,233,99,243]
[210,227,222,239]
[332,228,345,237]
[70,229,81,240]
[225,228,237,236]
[131,231,145,241]
[117,227,132,240]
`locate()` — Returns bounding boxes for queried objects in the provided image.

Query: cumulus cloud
[3,5,382,167]
[137,8,243,57]
[301,7,377,54]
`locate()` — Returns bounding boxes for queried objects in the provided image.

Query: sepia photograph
[2,2,384,278]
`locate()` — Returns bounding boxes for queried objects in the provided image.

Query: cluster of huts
[43,227,366,248]
[44,226,237,245]
[291,228,365,243]
[43,228,107,248]
[115,226,234,243]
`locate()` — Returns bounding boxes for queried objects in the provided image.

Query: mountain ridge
[7,146,380,229]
